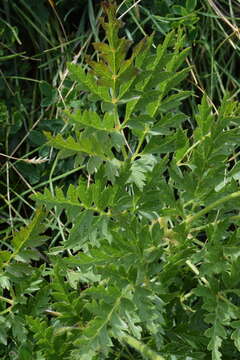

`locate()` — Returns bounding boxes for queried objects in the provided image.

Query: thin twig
[0,152,48,164]
[117,0,142,20]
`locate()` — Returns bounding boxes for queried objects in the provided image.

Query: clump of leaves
[1,2,240,359]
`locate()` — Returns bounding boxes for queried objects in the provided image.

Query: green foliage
[1,2,240,360]
[0,208,50,356]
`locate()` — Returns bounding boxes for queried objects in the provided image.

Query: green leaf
[143,129,187,154]
[44,132,114,160]
[1,208,46,271]
[231,327,240,351]
[186,0,197,12]
[65,210,94,249]
[195,94,213,137]
[67,109,115,132]
[128,155,157,190]
[0,251,11,267]
[39,81,57,107]
[0,275,10,290]
[67,62,111,102]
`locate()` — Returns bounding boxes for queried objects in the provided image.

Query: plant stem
[122,334,166,360]
[131,128,148,161]
[0,295,13,305]
[185,191,240,225]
